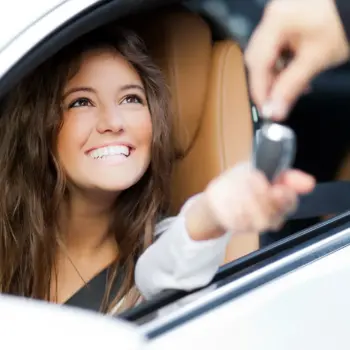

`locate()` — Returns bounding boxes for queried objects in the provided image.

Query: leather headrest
[130,10,212,152]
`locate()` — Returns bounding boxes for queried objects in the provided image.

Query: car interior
[126,2,348,250]
[125,6,259,260]
[1,0,350,321]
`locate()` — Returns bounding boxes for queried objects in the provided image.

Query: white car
[1,1,350,349]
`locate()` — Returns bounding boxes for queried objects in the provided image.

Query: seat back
[131,9,258,259]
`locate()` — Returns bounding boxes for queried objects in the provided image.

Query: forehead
[65,49,142,89]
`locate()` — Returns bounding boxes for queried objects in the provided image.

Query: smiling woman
[53,31,166,309]
[0,26,176,313]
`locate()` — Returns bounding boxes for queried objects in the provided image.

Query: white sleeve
[134,195,232,300]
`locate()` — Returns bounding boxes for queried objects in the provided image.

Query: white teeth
[88,145,131,159]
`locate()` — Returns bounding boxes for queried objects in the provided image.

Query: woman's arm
[135,163,314,300]
[134,195,231,300]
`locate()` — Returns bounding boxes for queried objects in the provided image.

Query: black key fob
[254,122,296,182]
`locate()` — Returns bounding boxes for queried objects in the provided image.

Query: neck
[59,189,118,256]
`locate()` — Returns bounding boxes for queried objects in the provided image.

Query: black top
[64,266,124,312]
[335,0,350,43]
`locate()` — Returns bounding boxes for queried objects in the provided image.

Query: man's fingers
[245,21,284,110]
[267,52,324,120]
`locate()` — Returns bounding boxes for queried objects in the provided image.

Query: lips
[87,145,132,159]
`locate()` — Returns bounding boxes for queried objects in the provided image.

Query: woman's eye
[122,95,143,105]
[69,98,92,108]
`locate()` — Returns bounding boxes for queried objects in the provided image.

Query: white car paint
[0,0,65,51]
[0,294,145,350]
[0,0,103,79]
[145,228,350,350]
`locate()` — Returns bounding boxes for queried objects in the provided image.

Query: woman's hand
[185,163,315,241]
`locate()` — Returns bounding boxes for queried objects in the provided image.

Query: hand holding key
[185,118,315,241]
[185,162,315,241]
[204,164,314,235]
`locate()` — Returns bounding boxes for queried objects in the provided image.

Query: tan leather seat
[336,153,350,181]
[131,9,259,261]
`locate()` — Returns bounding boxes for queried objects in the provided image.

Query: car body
[0,0,350,349]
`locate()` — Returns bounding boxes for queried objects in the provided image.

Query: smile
[87,145,132,159]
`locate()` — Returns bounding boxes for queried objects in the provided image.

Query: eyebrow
[120,84,145,93]
[62,87,96,99]
[62,84,145,100]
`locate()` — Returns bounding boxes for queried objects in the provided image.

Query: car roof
[0,0,105,52]
[0,0,64,51]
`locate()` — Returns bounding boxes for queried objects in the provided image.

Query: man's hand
[245,0,350,120]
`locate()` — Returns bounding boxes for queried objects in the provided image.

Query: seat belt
[290,181,350,219]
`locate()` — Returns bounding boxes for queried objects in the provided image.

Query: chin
[91,172,146,192]
[94,182,137,192]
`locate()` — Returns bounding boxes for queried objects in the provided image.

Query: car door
[124,212,350,350]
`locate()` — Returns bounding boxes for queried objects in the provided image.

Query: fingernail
[261,100,288,120]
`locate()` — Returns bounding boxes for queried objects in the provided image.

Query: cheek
[57,115,92,165]
[130,112,153,150]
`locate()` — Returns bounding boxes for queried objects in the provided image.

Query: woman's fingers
[274,169,316,194]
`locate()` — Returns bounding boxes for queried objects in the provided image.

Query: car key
[254,122,296,182]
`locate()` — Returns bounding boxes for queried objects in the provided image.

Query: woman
[0,26,314,314]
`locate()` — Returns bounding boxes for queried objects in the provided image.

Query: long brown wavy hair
[0,25,175,313]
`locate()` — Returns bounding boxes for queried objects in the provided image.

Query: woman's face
[58,49,152,196]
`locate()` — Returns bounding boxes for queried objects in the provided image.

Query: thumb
[274,169,316,194]
[265,51,323,120]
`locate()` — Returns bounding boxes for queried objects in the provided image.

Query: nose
[96,105,124,134]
